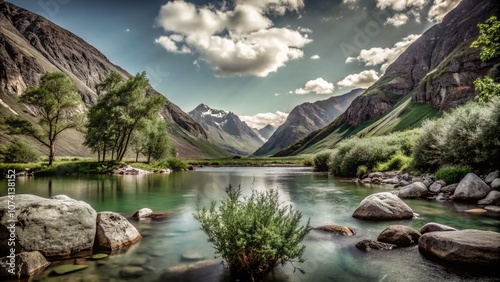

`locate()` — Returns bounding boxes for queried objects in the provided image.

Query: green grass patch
[435,165,471,184]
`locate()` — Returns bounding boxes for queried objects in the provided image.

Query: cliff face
[254,89,363,156]
[345,0,500,127]
[0,2,214,157]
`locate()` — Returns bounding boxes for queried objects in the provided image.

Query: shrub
[313,151,333,171]
[194,185,311,278]
[435,166,471,184]
[3,141,39,163]
[375,153,412,172]
[302,158,314,167]
[356,165,368,177]
[157,158,189,171]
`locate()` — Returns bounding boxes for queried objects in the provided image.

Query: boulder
[377,225,421,247]
[132,208,153,219]
[398,182,428,199]
[0,251,50,277]
[352,192,414,220]
[478,191,500,205]
[398,180,410,187]
[0,194,96,258]
[452,173,491,202]
[484,205,500,213]
[429,180,446,194]
[314,225,355,236]
[382,178,399,185]
[491,178,500,191]
[95,212,142,251]
[355,240,396,252]
[484,171,499,185]
[418,230,500,266]
[420,222,457,234]
[441,183,458,194]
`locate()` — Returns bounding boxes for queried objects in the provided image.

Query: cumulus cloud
[155,0,311,77]
[337,70,380,88]
[240,111,289,129]
[386,13,409,27]
[428,0,461,22]
[376,0,429,11]
[310,54,320,59]
[345,34,420,71]
[295,78,334,95]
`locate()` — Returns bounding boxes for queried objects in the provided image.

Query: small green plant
[194,185,311,278]
[313,151,333,171]
[356,165,368,177]
[435,166,471,184]
[302,158,314,167]
[375,153,412,172]
[3,141,39,163]
[156,158,189,171]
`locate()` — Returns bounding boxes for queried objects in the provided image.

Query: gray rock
[377,225,421,247]
[95,212,142,251]
[314,225,355,236]
[368,172,384,179]
[411,177,423,183]
[429,180,446,194]
[132,208,153,219]
[491,178,500,191]
[422,178,433,188]
[0,194,96,258]
[398,182,428,199]
[418,230,500,266]
[181,251,205,261]
[441,183,458,193]
[484,205,500,213]
[398,180,410,187]
[400,173,410,181]
[484,171,499,184]
[119,266,144,278]
[0,251,50,277]
[478,191,500,205]
[128,257,147,266]
[420,222,457,234]
[382,178,399,185]
[352,192,414,220]
[453,173,491,202]
[355,240,396,252]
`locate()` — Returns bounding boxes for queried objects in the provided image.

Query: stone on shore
[484,171,499,185]
[429,180,446,194]
[0,251,50,277]
[420,222,457,234]
[478,191,500,205]
[0,194,96,258]
[398,182,428,199]
[377,225,421,247]
[95,212,142,251]
[452,173,491,202]
[314,225,355,236]
[491,179,500,191]
[352,192,414,220]
[418,230,500,266]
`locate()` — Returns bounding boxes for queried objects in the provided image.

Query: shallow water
[6,167,500,281]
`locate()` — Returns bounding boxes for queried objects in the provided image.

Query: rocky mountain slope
[257,124,276,141]
[0,1,227,158]
[276,0,500,156]
[254,89,363,156]
[188,104,264,155]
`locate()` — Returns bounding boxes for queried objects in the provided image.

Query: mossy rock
[52,264,88,275]
[90,253,109,260]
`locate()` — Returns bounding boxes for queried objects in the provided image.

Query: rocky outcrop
[377,225,421,247]
[257,124,276,141]
[352,192,414,220]
[420,222,457,234]
[418,230,500,266]
[0,251,50,277]
[95,212,142,251]
[314,225,355,236]
[452,173,491,202]
[355,240,396,252]
[398,182,428,199]
[0,194,96,258]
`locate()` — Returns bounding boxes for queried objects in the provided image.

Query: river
[8,167,500,281]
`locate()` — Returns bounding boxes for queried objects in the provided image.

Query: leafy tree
[131,117,172,163]
[471,16,500,102]
[3,141,39,163]
[194,185,311,279]
[14,72,83,166]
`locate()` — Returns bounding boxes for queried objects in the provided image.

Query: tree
[471,16,500,102]
[3,141,39,163]
[131,117,172,163]
[16,72,83,166]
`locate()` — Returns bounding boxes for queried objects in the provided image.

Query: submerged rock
[420,222,457,234]
[119,266,144,278]
[377,225,421,247]
[355,240,396,252]
[453,173,491,202]
[484,205,500,213]
[95,212,142,251]
[418,230,500,266]
[352,192,414,220]
[0,251,50,277]
[314,225,355,236]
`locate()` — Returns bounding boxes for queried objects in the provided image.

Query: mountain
[253,89,363,156]
[0,1,228,158]
[188,104,264,155]
[257,124,276,141]
[275,0,500,157]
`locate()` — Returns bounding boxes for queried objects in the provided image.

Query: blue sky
[7,0,460,128]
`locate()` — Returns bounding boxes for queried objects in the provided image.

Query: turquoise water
[5,167,500,281]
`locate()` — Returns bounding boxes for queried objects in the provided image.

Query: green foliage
[2,141,39,163]
[375,153,412,172]
[131,117,173,163]
[313,150,333,171]
[474,76,500,103]
[18,72,83,166]
[302,158,314,167]
[156,158,189,171]
[329,130,418,177]
[435,165,471,184]
[356,165,368,177]
[413,98,500,171]
[194,185,311,277]
[471,16,500,62]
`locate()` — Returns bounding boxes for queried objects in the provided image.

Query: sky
[7,0,461,129]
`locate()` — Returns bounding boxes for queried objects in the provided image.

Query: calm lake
[8,167,500,281]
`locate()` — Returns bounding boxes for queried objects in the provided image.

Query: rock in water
[0,194,96,258]
[377,225,421,247]
[453,173,491,202]
[95,212,142,251]
[418,230,500,266]
[398,182,428,199]
[132,208,153,218]
[478,191,500,205]
[355,240,396,252]
[0,251,50,277]
[314,225,355,236]
[352,192,414,220]
[420,222,457,234]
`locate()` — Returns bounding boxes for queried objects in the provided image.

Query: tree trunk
[97,150,101,162]
[48,141,55,166]
[147,153,151,164]
[136,152,139,162]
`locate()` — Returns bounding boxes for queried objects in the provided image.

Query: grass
[187,156,309,167]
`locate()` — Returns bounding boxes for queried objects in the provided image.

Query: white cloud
[376,0,429,11]
[240,111,289,129]
[346,34,420,71]
[298,27,312,33]
[295,78,334,95]
[428,0,461,22]
[155,0,311,77]
[310,54,320,59]
[337,70,380,88]
[386,13,409,27]
[343,0,358,10]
